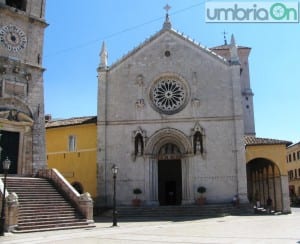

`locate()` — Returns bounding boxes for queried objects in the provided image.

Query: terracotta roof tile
[45,116,96,128]
[244,136,292,146]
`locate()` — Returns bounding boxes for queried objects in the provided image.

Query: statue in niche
[194,131,203,155]
[135,133,144,156]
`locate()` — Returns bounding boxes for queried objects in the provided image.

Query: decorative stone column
[182,158,192,204]
[79,193,94,223]
[6,192,19,232]
[148,158,158,205]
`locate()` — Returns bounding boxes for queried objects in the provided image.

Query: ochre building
[245,137,291,212]
[286,142,300,203]
[45,116,97,197]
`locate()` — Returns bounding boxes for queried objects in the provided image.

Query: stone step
[18,198,66,202]
[19,210,77,218]
[19,203,72,209]
[18,216,86,224]
[13,224,93,234]
[100,204,254,219]
[18,199,69,204]
[19,213,78,219]
[7,187,59,192]
[16,221,90,232]
[3,176,94,232]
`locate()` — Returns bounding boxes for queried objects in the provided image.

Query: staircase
[4,176,94,233]
[100,204,254,220]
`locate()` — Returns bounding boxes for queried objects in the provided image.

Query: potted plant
[196,186,206,205]
[132,188,142,206]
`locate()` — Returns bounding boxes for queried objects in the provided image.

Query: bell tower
[0,0,48,174]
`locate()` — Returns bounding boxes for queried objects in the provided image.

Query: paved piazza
[2,208,300,244]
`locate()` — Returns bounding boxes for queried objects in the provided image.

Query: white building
[97,14,255,206]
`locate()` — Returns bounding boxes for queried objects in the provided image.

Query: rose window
[151,78,187,114]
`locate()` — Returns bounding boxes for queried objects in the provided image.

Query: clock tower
[0,0,47,174]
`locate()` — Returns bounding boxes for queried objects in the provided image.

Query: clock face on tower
[0,24,27,52]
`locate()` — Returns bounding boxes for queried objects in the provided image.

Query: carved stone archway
[144,128,193,205]
[0,98,34,175]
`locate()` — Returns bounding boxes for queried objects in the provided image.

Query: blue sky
[44,0,300,143]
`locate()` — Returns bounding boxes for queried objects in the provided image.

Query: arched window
[6,0,27,11]
[71,182,84,194]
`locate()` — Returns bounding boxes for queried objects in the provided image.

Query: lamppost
[111,164,118,227]
[0,157,11,236]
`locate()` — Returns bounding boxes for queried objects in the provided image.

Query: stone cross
[164,4,171,14]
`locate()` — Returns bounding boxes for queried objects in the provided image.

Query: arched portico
[245,139,291,213]
[247,158,285,212]
[144,128,193,205]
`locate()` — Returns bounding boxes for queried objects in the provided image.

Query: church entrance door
[158,159,182,205]
[0,130,19,174]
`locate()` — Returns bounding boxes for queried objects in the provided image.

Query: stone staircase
[100,203,254,220]
[5,176,94,233]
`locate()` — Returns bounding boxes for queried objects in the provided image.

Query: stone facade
[97,17,250,206]
[0,0,47,174]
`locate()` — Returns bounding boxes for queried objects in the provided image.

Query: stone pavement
[1,208,300,244]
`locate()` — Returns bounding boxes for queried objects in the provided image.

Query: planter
[196,186,206,205]
[132,198,141,207]
[196,197,206,205]
[132,188,142,206]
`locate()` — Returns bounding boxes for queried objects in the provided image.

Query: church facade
[0,0,47,175]
[97,16,255,206]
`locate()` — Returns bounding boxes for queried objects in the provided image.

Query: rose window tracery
[151,78,187,114]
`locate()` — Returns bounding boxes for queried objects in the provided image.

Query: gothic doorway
[0,130,19,174]
[157,143,182,205]
[158,160,182,205]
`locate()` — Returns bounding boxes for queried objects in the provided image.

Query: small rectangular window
[289,154,292,162]
[297,151,300,160]
[68,135,76,152]
[293,152,296,161]
[295,169,298,179]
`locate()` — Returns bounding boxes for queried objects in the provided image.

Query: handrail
[37,168,94,222]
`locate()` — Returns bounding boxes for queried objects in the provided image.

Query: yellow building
[245,136,292,212]
[286,142,300,203]
[45,116,97,197]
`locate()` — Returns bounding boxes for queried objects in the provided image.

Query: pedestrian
[266,196,272,214]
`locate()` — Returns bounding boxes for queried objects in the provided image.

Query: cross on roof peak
[162,4,172,30]
[164,4,171,13]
